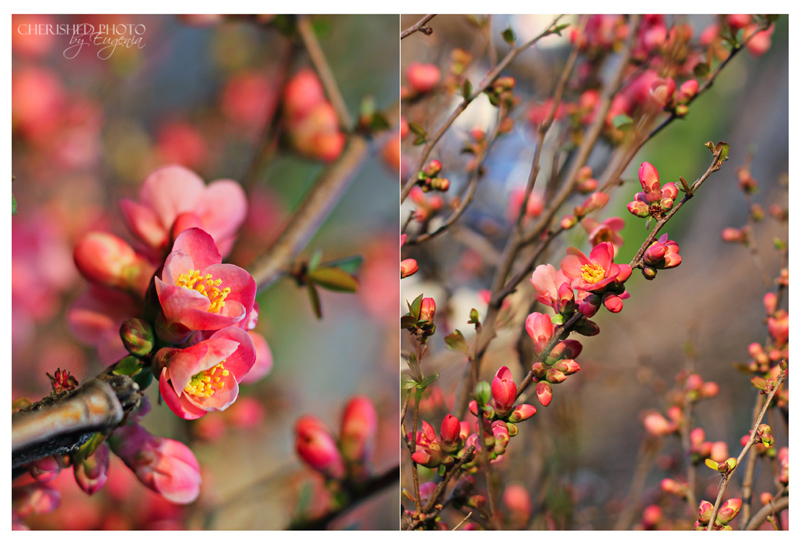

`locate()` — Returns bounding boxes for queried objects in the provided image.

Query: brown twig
[745,496,789,531]
[401,14,567,202]
[401,14,436,40]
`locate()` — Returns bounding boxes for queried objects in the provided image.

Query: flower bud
[767,311,788,348]
[503,483,532,519]
[644,242,667,265]
[536,381,552,407]
[440,414,461,447]
[642,504,662,528]
[579,293,601,317]
[649,77,676,108]
[573,317,600,336]
[430,177,450,191]
[546,368,567,384]
[119,318,155,357]
[406,63,441,94]
[74,232,154,294]
[401,258,419,278]
[475,380,492,406]
[423,159,442,177]
[295,416,346,479]
[419,297,436,322]
[721,227,746,243]
[602,293,624,313]
[339,396,378,464]
[627,200,651,218]
[661,182,679,200]
[561,214,578,229]
[526,312,554,355]
[638,162,661,196]
[716,498,741,524]
[763,292,777,316]
[643,412,673,436]
[582,192,609,213]
[507,404,537,423]
[642,266,657,280]
[697,500,714,523]
[29,456,61,483]
[553,359,581,375]
[491,366,517,414]
[73,442,110,496]
[677,79,698,103]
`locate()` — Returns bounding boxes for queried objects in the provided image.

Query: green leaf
[502,27,515,44]
[413,135,427,146]
[308,249,323,272]
[475,381,491,405]
[12,194,17,216]
[693,62,710,78]
[321,255,363,274]
[401,315,418,329]
[113,356,143,377]
[131,367,153,391]
[418,371,439,389]
[401,372,418,390]
[308,267,359,293]
[550,314,565,326]
[445,329,470,353]
[75,432,106,460]
[409,294,424,320]
[612,114,633,130]
[462,79,473,100]
[408,122,427,137]
[468,308,480,325]
[552,23,570,36]
[307,283,322,319]
[715,141,730,162]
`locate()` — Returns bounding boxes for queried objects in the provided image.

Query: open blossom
[560,242,626,292]
[155,228,256,336]
[583,217,625,256]
[120,165,247,258]
[110,423,201,504]
[530,264,574,313]
[157,326,256,420]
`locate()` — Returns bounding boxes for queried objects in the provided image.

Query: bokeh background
[12,14,399,529]
[400,14,788,529]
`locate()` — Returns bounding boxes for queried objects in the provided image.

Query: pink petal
[604,216,625,231]
[170,228,222,270]
[588,242,613,271]
[196,180,248,241]
[159,369,207,420]
[166,338,241,392]
[560,254,585,279]
[119,199,168,250]
[208,326,256,380]
[185,375,239,413]
[155,278,212,322]
[140,165,205,230]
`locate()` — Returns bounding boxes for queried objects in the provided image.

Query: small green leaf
[501,27,515,44]
[552,23,570,36]
[132,368,153,391]
[401,315,418,329]
[418,372,439,389]
[307,283,322,319]
[409,294,424,320]
[321,255,363,274]
[715,141,730,162]
[693,62,710,78]
[612,114,633,130]
[437,464,447,477]
[12,194,17,216]
[550,314,565,326]
[113,356,143,377]
[413,135,427,146]
[308,249,323,272]
[468,308,480,325]
[402,372,418,390]
[408,122,427,136]
[475,381,491,405]
[462,79,472,100]
[75,432,106,460]
[308,267,359,293]
[444,329,469,353]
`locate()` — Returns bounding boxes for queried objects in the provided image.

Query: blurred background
[12,14,399,529]
[400,14,788,529]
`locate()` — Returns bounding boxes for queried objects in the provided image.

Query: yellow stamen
[184,361,229,399]
[176,269,231,313]
[580,262,605,284]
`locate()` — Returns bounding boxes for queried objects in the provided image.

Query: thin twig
[745,496,789,531]
[401,14,436,40]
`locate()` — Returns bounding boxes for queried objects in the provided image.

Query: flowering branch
[705,367,786,530]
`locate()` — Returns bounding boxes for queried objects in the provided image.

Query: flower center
[580,262,605,284]
[184,361,229,399]
[176,269,231,313]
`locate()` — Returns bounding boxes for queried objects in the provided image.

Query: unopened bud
[642,266,657,280]
[340,396,378,464]
[627,200,650,218]
[507,404,537,423]
[401,258,419,278]
[536,381,553,407]
[423,159,442,177]
[295,416,345,479]
[120,318,155,357]
[561,214,578,229]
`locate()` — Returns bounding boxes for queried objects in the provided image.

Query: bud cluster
[627,162,680,221]
[695,498,741,530]
[415,159,450,193]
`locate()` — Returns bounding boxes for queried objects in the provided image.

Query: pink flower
[155,228,256,335]
[491,366,517,414]
[120,165,247,258]
[560,242,621,292]
[525,312,553,355]
[439,414,461,446]
[339,396,378,463]
[238,330,273,384]
[295,416,346,479]
[406,63,441,94]
[110,423,201,504]
[419,297,436,322]
[508,188,544,223]
[649,77,676,108]
[158,326,256,420]
[530,264,573,312]
[583,216,625,256]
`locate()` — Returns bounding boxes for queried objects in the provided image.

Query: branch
[745,496,789,531]
[288,465,399,529]
[296,15,353,130]
[12,374,142,471]
[401,14,436,40]
[401,14,567,202]
[706,368,786,530]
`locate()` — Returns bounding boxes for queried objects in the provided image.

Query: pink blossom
[406,63,441,94]
[530,264,573,312]
[73,232,156,296]
[525,312,553,355]
[339,396,378,463]
[238,331,273,384]
[120,165,247,258]
[155,228,256,335]
[491,366,517,414]
[110,423,201,504]
[560,242,621,292]
[583,217,625,256]
[296,416,346,479]
[157,326,256,420]
[439,414,461,446]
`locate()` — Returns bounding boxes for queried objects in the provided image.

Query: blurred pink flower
[120,165,247,258]
[68,285,140,364]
